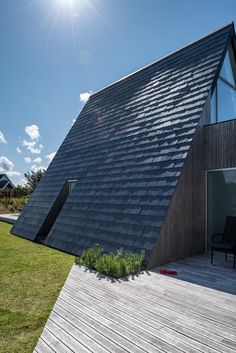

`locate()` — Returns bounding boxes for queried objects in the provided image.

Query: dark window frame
[211,44,236,124]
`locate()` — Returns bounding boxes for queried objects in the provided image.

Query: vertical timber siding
[149,116,236,267]
[204,119,236,169]
[149,104,209,267]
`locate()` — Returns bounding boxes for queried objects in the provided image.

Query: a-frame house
[12,23,236,267]
[0,174,14,190]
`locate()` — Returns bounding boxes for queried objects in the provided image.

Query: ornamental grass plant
[75,245,145,278]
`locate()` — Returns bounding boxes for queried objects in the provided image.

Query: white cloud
[25,124,40,141]
[16,147,22,153]
[22,140,43,154]
[22,140,36,148]
[0,131,7,144]
[28,144,44,154]
[24,157,32,164]
[24,156,41,165]
[18,178,27,186]
[0,156,13,171]
[45,152,56,162]
[33,157,41,164]
[0,156,21,177]
[21,124,44,154]
[7,171,21,177]
[31,165,47,172]
[80,91,92,103]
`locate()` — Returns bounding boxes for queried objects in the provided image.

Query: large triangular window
[211,46,236,123]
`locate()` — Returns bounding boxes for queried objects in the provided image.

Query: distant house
[0,174,14,190]
[11,23,236,267]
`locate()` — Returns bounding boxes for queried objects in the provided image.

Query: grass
[0,221,74,353]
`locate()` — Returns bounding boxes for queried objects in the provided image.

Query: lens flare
[59,0,77,6]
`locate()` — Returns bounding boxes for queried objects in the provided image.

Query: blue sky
[1,0,236,185]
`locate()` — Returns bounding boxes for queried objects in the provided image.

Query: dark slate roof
[0,180,8,189]
[0,174,14,189]
[12,24,233,257]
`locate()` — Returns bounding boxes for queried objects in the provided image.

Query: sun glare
[47,0,106,43]
[59,0,78,6]
[55,0,82,11]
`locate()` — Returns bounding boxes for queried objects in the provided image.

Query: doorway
[207,169,236,249]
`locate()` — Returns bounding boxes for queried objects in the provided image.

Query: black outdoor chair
[211,216,236,269]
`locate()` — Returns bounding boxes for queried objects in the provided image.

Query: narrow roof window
[210,45,236,124]
[219,50,235,86]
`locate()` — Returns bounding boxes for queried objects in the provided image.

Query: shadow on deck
[153,252,236,295]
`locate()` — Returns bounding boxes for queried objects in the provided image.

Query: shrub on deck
[75,245,145,279]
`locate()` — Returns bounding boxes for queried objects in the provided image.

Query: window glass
[218,79,236,122]
[207,169,236,249]
[210,89,216,123]
[68,180,77,194]
[219,51,235,85]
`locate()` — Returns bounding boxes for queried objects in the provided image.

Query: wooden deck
[0,214,18,224]
[34,253,236,353]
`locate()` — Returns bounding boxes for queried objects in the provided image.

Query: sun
[58,0,78,7]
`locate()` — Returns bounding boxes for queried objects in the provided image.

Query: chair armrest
[211,233,223,242]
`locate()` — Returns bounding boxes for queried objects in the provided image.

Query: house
[11,23,236,268]
[0,174,14,190]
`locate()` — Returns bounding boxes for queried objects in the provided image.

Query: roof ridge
[91,22,234,98]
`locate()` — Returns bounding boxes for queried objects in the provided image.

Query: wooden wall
[204,119,236,170]
[148,102,209,267]
[149,104,236,267]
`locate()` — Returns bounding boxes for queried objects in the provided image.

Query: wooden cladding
[149,125,206,267]
[149,103,212,267]
[204,119,236,170]
[149,114,236,267]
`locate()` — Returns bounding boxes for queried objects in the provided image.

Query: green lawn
[0,221,74,353]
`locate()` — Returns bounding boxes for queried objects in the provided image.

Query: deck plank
[40,327,73,353]
[68,272,236,327]
[67,272,236,337]
[61,281,236,353]
[64,276,236,351]
[34,253,236,353]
